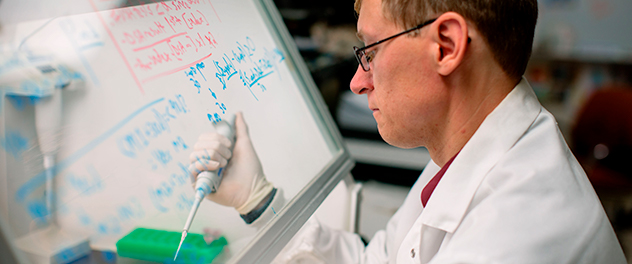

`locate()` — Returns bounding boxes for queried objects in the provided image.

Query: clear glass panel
[0,0,352,263]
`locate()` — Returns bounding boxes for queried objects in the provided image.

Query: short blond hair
[354,0,537,81]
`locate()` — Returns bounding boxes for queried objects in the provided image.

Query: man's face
[350,0,446,149]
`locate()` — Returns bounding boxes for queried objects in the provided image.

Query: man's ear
[430,12,469,76]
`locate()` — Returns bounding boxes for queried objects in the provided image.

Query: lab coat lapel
[417,78,542,256]
[418,224,446,264]
[395,211,447,264]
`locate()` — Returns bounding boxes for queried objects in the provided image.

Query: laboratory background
[1,0,632,263]
[274,0,632,261]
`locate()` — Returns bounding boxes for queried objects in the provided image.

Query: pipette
[175,114,236,261]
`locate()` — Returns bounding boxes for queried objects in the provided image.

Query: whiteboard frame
[226,0,355,263]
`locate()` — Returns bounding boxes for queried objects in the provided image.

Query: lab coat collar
[420,78,542,233]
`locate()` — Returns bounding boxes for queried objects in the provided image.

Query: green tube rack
[116,228,227,263]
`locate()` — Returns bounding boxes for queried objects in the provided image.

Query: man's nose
[350,65,372,94]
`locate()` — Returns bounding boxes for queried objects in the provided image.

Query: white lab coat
[271,78,627,264]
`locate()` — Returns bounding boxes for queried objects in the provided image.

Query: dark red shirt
[421,154,458,207]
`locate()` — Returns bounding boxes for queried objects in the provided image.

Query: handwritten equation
[95,0,221,91]
[116,94,189,160]
[213,36,285,101]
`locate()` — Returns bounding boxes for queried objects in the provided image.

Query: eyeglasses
[353,18,437,72]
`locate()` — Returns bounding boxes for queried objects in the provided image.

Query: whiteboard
[0,0,354,263]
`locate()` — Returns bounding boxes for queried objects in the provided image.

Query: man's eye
[365,50,376,63]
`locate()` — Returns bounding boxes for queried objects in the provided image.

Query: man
[189,0,627,262]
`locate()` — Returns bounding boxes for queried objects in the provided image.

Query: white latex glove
[188,112,274,214]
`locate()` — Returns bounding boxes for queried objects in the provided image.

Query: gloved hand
[188,112,274,215]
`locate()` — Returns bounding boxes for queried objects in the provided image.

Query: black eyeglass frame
[353,18,438,72]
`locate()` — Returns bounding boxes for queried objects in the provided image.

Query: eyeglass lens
[354,47,370,71]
